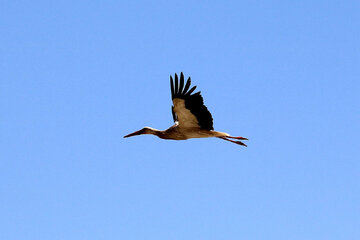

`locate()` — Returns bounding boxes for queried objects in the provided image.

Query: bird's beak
[123,129,144,138]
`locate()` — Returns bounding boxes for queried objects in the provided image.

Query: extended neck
[144,127,165,139]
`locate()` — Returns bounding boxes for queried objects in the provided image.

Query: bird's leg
[218,137,247,147]
[225,136,248,140]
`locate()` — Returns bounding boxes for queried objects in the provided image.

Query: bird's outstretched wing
[170,72,214,130]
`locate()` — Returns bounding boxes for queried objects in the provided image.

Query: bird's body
[137,125,230,140]
[124,73,248,146]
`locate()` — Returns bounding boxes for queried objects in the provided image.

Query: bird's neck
[145,127,165,139]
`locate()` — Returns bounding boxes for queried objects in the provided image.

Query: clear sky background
[1,1,359,239]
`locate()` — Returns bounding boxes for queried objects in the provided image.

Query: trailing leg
[218,136,248,147]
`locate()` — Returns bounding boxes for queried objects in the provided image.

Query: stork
[124,73,248,146]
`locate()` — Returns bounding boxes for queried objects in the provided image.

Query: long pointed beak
[124,129,144,138]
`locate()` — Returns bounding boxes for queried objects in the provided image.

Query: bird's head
[123,127,157,138]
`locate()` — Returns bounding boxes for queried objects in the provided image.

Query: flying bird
[124,73,248,146]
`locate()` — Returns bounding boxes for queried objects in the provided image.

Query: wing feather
[182,77,191,94]
[174,73,179,94]
[170,75,175,99]
[186,85,197,96]
[179,72,184,94]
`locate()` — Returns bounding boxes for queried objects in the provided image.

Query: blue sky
[1,1,359,239]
